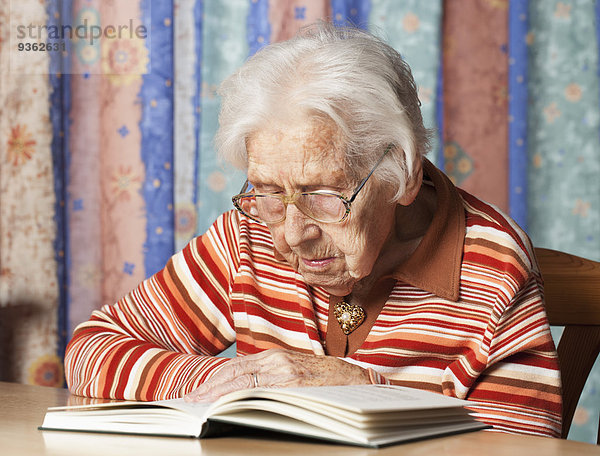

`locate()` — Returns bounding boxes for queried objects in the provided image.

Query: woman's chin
[300,271,354,296]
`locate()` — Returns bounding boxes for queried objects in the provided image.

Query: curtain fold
[369,0,442,164]
[508,0,529,229]
[527,0,600,260]
[140,0,175,277]
[0,0,61,386]
[195,0,248,235]
[67,0,149,333]
[173,0,201,251]
[442,0,509,210]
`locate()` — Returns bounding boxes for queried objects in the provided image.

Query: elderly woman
[65,23,561,438]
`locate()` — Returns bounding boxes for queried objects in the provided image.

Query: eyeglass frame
[231,144,392,224]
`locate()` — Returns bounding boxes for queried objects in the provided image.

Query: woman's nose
[283,203,320,247]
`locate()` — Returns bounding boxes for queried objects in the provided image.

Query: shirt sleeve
[64,211,241,400]
[461,274,562,437]
[368,274,562,438]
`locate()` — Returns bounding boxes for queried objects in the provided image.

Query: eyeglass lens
[239,193,346,223]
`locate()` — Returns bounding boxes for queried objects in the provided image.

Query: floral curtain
[0,0,598,443]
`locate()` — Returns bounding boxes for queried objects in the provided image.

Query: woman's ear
[398,159,423,206]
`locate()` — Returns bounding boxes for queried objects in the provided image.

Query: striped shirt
[65,160,562,438]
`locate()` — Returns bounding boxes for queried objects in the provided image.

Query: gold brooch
[334,301,365,335]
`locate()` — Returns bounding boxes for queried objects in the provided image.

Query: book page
[41,385,484,445]
[49,385,467,420]
[217,384,469,414]
[152,398,212,419]
[40,406,205,437]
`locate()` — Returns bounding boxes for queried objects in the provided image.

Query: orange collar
[389,159,465,301]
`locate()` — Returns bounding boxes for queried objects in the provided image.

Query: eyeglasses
[232,144,391,224]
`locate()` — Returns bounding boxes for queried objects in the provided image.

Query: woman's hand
[184,348,370,402]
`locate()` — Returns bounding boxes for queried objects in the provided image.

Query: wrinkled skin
[184,349,370,402]
[185,117,425,402]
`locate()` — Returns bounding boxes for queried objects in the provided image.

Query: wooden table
[2,381,598,455]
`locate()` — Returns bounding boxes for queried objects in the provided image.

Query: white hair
[215,21,432,201]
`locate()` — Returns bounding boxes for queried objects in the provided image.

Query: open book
[40,384,488,448]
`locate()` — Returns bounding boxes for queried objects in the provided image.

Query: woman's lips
[301,257,336,269]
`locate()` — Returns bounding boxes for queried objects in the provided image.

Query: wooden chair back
[535,247,600,443]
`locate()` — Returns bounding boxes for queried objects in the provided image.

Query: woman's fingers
[184,353,268,401]
[184,349,371,402]
[185,372,256,402]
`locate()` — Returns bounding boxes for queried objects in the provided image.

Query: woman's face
[246,119,398,296]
